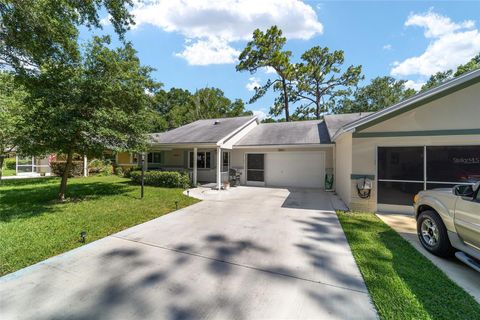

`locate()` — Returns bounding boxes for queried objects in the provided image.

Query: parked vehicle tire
[417,210,455,257]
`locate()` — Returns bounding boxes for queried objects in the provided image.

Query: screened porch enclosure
[16,155,52,176]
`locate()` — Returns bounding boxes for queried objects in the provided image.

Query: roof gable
[150,116,257,145]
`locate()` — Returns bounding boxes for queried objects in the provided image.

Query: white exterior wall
[231,146,334,187]
[334,133,352,207]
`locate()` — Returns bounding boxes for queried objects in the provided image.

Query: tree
[236,26,295,121]
[153,87,252,130]
[454,53,480,76]
[336,76,416,113]
[421,70,453,92]
[0,0,134,73]
[0,72,27,179]
[293,46,363,119]
[421,53,480,91]
[16,37,159,200]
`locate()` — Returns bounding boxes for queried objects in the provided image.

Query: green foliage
[122,166,141,178]
[152,87,252,131]
[130,171,190,189]
[14,36,159,199]
[88,159,113,176]
[293,46,363,119]
[336,76,416,113]
[0,176,198,275]
[3,158,16,170]
[114,166,124,176]
[337,211,480,319]
[0,0,134,73]
[237,26,294,121]
[50,161,84,177]
[421,53,480,92]
[0,72,27,179]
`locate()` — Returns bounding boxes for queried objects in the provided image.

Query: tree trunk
[0,155,4,182]
[282,78,290,122]
[315,98,321,120]
[59,150,73,201]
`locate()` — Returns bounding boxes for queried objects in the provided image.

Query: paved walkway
[377,212,480,304]
[1,187,376,319]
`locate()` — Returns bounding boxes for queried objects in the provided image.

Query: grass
[337,211,480,319]
[0,175,199,276]
[1,168,16,176]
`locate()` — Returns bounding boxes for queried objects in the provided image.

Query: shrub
[3,158,16,170]
[50,161,84,177]
[88,159,113,176]
[123,166,141,178]
[114,167,123,176]
[130,170,190,189]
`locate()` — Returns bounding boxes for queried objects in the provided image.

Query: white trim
[234,144,334,149]
[217,116,259,146]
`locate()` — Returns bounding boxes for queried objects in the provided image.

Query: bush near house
[130,170,190,189]
[50,161,84,177]
[122,166,141,178]
[88,159,113,176]
[3,158,16,170]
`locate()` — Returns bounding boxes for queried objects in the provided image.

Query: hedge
[50,161,84,177]
[3,158,16,170]
[130,170,190,189]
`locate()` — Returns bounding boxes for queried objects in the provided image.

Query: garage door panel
[265,152,325,188]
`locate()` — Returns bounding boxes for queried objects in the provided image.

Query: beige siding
[334,133,352,207]
[349,134,480,212]
[362,82,480,133]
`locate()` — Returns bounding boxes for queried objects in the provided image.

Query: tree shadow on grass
[0,180,132,222]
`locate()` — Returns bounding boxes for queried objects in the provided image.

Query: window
[103,152,116,164]
[377,145,480,206]
[222,152,229,172]
[427,146,480,183]
[148,152,162,164]
[189,151,211,169]
[247,154,264,182]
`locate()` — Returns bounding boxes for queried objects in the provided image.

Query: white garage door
[265,152,325,188]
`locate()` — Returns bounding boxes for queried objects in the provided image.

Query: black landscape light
[175,201,179,210]
[80,231,87,243]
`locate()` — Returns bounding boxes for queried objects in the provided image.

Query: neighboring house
[99,68,480,213]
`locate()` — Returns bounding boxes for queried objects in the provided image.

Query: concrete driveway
[0,187,376,320]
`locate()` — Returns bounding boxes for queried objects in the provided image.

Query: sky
[87,0,480,119]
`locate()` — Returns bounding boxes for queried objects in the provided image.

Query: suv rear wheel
[417,210,454,257]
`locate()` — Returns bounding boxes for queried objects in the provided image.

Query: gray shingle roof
[150,116,257,144]
[235,120,331,146]
[324,113,373,139]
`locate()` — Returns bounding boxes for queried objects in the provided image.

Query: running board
[455,252,480,272]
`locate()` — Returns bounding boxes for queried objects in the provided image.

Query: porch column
[193,147,197,186]
[83,155,88,177]
[216,147,221,190]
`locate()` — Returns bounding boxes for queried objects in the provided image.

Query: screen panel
[378,147,424,181]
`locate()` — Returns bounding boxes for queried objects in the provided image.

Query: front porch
[145,146,233,190]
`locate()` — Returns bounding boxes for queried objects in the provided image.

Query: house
[116,68,480,213]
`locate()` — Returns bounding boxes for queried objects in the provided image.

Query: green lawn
[0,176,198,276]
[1,168,16,176]
[337,211,480,320]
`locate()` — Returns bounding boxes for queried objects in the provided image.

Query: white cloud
[404,79,425,91]
[382,44,392,50]
[131,0,323,65]
[391,11,480,77]
[246,77,261,91]
[252,110,267,121]
[175,37,240,65]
